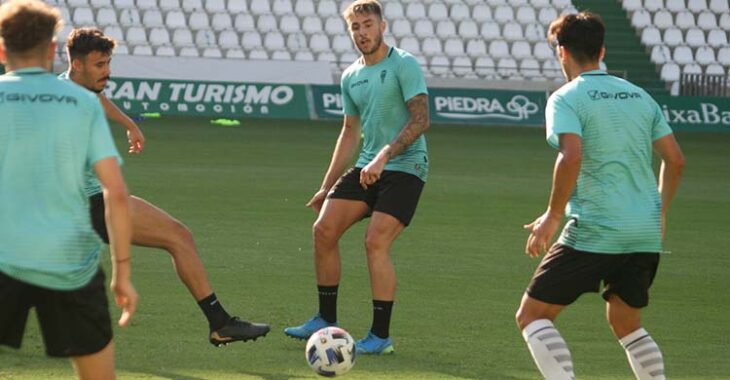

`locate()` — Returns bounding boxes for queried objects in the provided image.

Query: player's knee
[312,220,337,246]
[515,307,531,330]
[168,220,195,251]
[364,234,390,257]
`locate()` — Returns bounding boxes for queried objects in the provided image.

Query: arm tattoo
[388,94,430,158]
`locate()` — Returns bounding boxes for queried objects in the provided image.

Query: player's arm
[306,115,362,213]
[94,157,137,327]
[524,133,582,257]
[653,133,685,236]
[360,93,430,188]
[98,93,145,154]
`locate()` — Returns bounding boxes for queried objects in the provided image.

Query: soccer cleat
[209,317,270,347]
[355,331,394,355]
[284,314,336,340]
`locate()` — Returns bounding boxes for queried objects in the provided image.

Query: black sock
[197,293,231,331]
[371,300,394,339]
[318,285,338,323]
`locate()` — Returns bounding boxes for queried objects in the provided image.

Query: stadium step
[572,0,669,96]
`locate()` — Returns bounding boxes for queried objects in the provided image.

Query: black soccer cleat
[209,317,270,347]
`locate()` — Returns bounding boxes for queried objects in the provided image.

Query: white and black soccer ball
[305,327,356,377]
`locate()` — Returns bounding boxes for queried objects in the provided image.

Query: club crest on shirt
[380,70,387,83]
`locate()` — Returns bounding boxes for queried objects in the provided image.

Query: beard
[357,34,383,56]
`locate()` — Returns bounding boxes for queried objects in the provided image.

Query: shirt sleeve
[397,55,428,102]
[546,93,582,149]
[650,99,673,141]
[86,98,122,170]
[340,73,359,117]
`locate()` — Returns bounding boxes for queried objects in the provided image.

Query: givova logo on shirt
[433,95,539,121]
[0,92,78,105]
[587,90,642,100]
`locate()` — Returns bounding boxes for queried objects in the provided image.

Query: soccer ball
[305,327,356,377]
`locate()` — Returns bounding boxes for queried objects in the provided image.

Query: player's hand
[126,125,145,154]
[523,211,562,258]
[110,278,138,327]
[360,156,386,189]
[306,189,328,215]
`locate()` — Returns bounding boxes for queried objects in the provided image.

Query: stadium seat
[516,6,537,24]
[149,27,171,46]
[707,28,729,47]
[472,4,492,23]
[218,30,239,49]
[332,34,352,53]
[173,29,194,46]
[414,19,435,38]
[552,0,572,9]
[294,50,315,61]
[718,46,730,65]
[459,20,479,39]
[182,0,202,11]
[521,58,542,78]
[538,7,558,26]
[695,45,716,65]
[67,0,88,7]
[480,21,501,40]
[325,16,345,35]
[665,0,685,12]
[316,51,336,63]
[475,56,497,78]
[406,3,426,19]
[641,27,662,46]
[159,0,179,11]
[663,27,684,46]
[399,36,420,54]
[248,49,269,60]
[126,26,147,45]
[272,0,294,15]
[524,22,545,42]
[450,3,470,22]
[201,47,223,58]
[643,0,663,12]
[264,31,285,51]
[533,41,553,60]
[542,59,562,79]
[660,62,681,81]
[530,0,552,8]
[257,14,279,33]
[96,8,117,26]
[302,16,323,34]
[318,0,338,17]
[391,18,412,38]
[498,58,519,77]
[511,40,532,59]
[188,11,210,30]
[241,31,263,50]
[466,39,487,56]
[228,0,248,14]
[503,22,524,41]
[339,51,358,68]
[234,14,255,32]
[194,29,216,46]
[444,38,465,57]
[436,20,457,38]
[309,33,330,53]
[421,37,442,56]
[683,63,702,74]
[452,56,473,77]
[72,7,94,26]
[720,13,730,29]
[487,0,508,6]
[489,40,510,59]
[179,46,199,57]
[697,11,717,30]
[155,45,175,56]
[211,13,233,31]
[675,11,696,30]
[118,8,141,27]
[286,33,307,50]
[669,81,680,96]
[103,25,124,42]
[250,0,272,15]
[710,0,729,12]
[687,0,708,12]
[428,3,449,21]
[673,45,694,64]
[165,10,187,29]
[509,0,529,7]
[631,9,652,29]
[113,0,134,9]
[430,55,451,77]
[295,0,316,16]
[280,14,302,34]
[705,63,725,75]
[133,44,153,56]
[650,45,672,63]
[494,5,515,24]
[384,2,404,19]
[685,28,706,47]
[142,9,164,28]
[623,0,642,11]
[226,48,246,59]
[135,0,156,10]
[653,10,674,30]
[205,0,225,13]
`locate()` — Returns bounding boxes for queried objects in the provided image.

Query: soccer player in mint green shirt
[515,13,684,380]
[0,0,136,377]
[284,0,430,355]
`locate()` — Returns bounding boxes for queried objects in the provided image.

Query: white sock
[522,319,575,380]
[620,328,665,380]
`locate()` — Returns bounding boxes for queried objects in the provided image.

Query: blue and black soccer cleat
[284,314,336,340]
[355,331,394,355]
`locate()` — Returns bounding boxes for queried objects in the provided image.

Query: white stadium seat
[444,38,464,57]
[521,58,541,78]
[205,0,226,13]
[294,50,315,61]
[430,55,450,77]
[241,31,263,50]
[250,0,272,15]
[472,4,492,23]
[414,19,435,38]
[428,3,449,21]
[673,45,694,64]
[475,56,497,78]
[159,0,180,11]
[718,47,730,65]
[182,0,203,12]
[542,59,562,79]
[707,29,728,47]
[516,6,537,24]
[118,8,140,27]
[149,27,171,46]
[695,46,716,65]
[653,10,673,30]
[480,21,501,40]
[705,64,725,75]
[511,40,532,59]
[436,20,457,38]
[165,10,187,29]
[663,27,684,46]
[660,62,681,81]
[623,0,642,11]
[552,0,572,9]
[218,30,239,49]
[302,16,323,34]
[286,33,307,50]
[318,0,339,17]
[538,7,558,26]
[489,40,510,59]
[272,0,294,15]
[226,48,246,59]
[631,9,652,29]
[103,26,124,42]
[173,29,194,46]
[644,0,663,12]
[687,0,708,12]
[194,29,216,47]
[641,27,662,46]
[665,0,686,12]
[133,45,153,56]
[697,11,717,30]
[503,22,524,41]
[683,63,702,75]
[234,14,255,32]
[530,0,552,8]
[257,14,278,33]
[509,0,529,7]
[384,2,404,19]
[309,33,330,53]
[316,51,336,63]
[459,20,479,39]
[534,41,553,61]
[720,13,730,29]
[710,0,729,12]
[391,18,412,38]
[142,9,164,28]
[685,28,706,47]
[524,22,545,42]
[211,13,233,31]
[675,11,697,30]
[189,11,210,30]
[498,58,519,77]
[96,8,117,26]
[202,47,223,58]
[650,45,672,64]
[324,16,345,35]
[465,39,487,56]
[72,7,94,25]
[295,0,316,16]
[155,46,175,56]
[264,31,285,51]
[179,47,199,57]
[332,34,352,53]
[248,49,269,60]
[228,0,248,13]
[421,37,442,56]
[113,0,134,9]
[450,3,471,22]
[126,26,147,45]
[272,50,292,60]
[399,36,421,54]
[406,3,426,19]
[279,14,301,34]
[452,56,474,77]
[494,6,515,24]
[135,0,156,10]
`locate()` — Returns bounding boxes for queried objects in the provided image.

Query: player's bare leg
[128,195,269,346]
[607,295,665,379]
[516,295,574,379]
[71,341,115,380]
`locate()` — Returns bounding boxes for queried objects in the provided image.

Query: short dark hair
[66,27,116,61]
[548,12,605,64]
[0,0,61,54]
[343,0,383,22]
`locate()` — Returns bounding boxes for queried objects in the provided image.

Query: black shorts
[89,193,109,244]
[328,168,425,226]
[0,269,113,357]
[526,244,660,308]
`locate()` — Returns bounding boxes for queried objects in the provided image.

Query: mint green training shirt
[546,70,673,254]
[341,46,429,180]
[0,67,121,290]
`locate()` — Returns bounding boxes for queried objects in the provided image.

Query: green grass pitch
[1,118,728,379]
